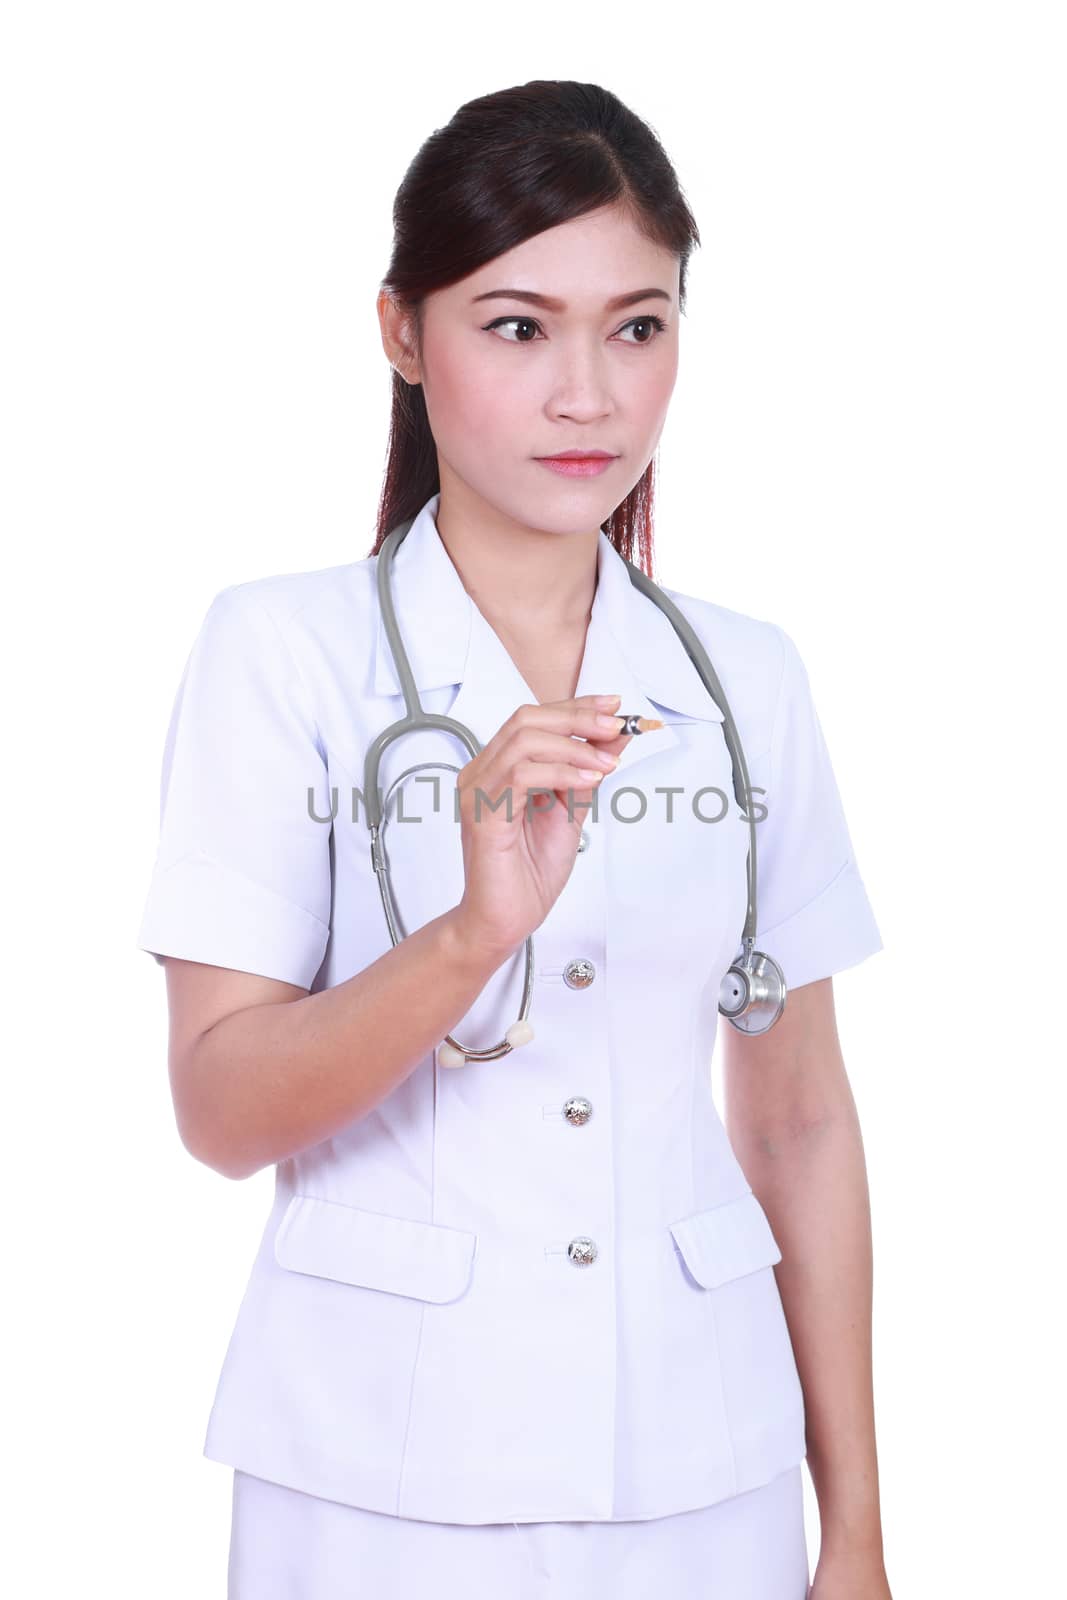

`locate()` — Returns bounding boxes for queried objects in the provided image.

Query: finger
[501,698,631,742]
[460,699,645,789]
[513,757,612,788]
[469,744,617,808]
[495,727,622,771]
[461,759,611,821]
[505,702,655,759]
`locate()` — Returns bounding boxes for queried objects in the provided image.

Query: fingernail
[595,694,621,707]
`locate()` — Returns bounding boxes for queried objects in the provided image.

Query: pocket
[668,1190,804,1477]
[273,1192,477,1304]
[668,1190,782,1288]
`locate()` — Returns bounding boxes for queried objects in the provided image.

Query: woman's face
[385,204,681,537]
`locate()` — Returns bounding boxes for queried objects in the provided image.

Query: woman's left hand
[809,1549,893,1598]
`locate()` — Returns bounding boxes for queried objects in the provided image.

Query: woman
[137,80,891,1600]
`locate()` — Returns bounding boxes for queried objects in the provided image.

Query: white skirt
[228,1464,810,1599]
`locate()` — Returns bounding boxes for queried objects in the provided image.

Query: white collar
[371,493,723,775]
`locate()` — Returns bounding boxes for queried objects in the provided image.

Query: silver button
[563,1096,593,1126]
[563,958,596,989]
[577,828,590,853]
[567,1237,598,1266]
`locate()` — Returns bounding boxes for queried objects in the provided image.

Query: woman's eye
[615,315,668,344]
[483,315,668,345]
[484,317,542,343]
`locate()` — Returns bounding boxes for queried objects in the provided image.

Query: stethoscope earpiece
[438,1017,536,1070]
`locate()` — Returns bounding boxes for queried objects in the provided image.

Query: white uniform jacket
[136,492,884,1524]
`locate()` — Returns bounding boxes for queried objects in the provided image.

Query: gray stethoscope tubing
[608,555,786,1036]
[364,521,535,1063]
[364,518,786,1059]
[372,754,536,1063]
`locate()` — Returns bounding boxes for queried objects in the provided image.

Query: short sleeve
[753,625,883,990]
[134,585,332,987]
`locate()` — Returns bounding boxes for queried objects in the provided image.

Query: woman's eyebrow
[470,287,672,312]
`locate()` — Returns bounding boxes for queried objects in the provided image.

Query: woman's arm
[165,907,516,1182]
[159,695,627,1184]
[722,977,891,1594]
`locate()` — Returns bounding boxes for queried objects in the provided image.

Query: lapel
[372,493,723,781]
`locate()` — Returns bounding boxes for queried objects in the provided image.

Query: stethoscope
[363,518,788,1067]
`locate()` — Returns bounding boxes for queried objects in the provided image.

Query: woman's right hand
[449,694,634,960]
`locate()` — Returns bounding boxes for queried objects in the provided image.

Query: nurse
[136,80,892,1600]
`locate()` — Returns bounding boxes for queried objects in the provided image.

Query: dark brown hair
[372,80,701,578]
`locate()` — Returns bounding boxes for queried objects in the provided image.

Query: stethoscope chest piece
[718,941,787,1035]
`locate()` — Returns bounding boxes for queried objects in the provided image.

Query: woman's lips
[535,456,617,478]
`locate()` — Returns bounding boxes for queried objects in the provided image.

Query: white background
[5,2,1063,1593]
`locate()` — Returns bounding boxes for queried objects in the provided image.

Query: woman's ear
[377,290,422,386]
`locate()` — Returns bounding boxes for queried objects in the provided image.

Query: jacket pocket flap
[669,1191,782,1288]
[274,1193,477,1303]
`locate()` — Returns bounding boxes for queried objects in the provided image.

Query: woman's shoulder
[659,579,788,655]
[211,553,377,634]
[653,578,796,756]
[189,556,382,693]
